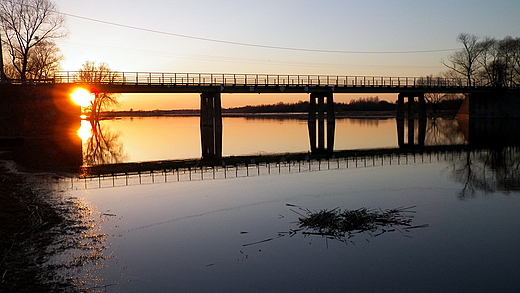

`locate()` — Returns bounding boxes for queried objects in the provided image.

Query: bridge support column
[397,93,426,120]
[200,92,222,160]
[308,93,335,154]
[397,93,426,148]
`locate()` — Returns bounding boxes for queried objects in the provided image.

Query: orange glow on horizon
[71,88,94,107]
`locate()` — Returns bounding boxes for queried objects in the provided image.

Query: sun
[70,88,94,107]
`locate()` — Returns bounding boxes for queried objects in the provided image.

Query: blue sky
[54,0,520,76]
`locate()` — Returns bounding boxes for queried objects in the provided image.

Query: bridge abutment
[200,92,223,160]
[0,84,82,172]
[459,91,520,119]
[308,93,335,154]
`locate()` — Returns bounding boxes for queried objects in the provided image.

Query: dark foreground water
[60,149,520,292]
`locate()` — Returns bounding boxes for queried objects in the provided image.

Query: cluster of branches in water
[289,205,428,243]
[242,205,428,248]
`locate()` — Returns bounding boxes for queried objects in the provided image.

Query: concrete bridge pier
[308,93,335,154]
[200,92,222,160]
[397,93,426,148]
[397,93,426,121]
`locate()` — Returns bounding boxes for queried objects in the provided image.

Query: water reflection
[0,175,109,291]
[80,119,128,166]
[428,119,468,145]
[63,150,520,293]
[463,119,520,147]
[443,119,520,198]
[92,117,470,163]
[45,196,111,291]
[450,147,520,198]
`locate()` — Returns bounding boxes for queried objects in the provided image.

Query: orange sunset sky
[51,0,520,110]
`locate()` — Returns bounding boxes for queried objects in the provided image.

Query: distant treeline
[227,96,397,113]
[102,95,464,118]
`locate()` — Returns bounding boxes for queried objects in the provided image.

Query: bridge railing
[51,71,488,88]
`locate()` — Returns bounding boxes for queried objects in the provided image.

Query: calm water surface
[46,117,520,292]
[65,147,520,292]
[89,117,465,163]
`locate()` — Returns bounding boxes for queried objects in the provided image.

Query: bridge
[4,71,519,161]
[49,71,498,94]
[44,71,515,159]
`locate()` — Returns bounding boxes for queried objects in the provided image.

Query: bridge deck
[46,72,503,94]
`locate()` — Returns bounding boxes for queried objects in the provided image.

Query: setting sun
[70,88,94,107]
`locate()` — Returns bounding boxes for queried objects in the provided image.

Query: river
[81,116,466,164]
[7,117,520,292]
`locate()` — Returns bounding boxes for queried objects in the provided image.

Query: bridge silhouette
[68,147,470,188]
[43,71,518,159]
[51,71,496,94]
[3,71,518,174]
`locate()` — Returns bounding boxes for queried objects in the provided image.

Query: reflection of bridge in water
[58,145,520,194]
[62,117,520,191]
[63,147,463,189]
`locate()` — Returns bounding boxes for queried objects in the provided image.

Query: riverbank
[0,162,60,291]
[0,161,105,292]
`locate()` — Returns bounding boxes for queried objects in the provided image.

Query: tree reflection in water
[81,119,127,167]
[425,118,467,146]
[451,147,520,198]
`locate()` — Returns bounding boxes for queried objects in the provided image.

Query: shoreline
[0,162,104,292]
[0,163,63,291]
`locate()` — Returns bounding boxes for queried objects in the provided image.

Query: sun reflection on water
[78,119,93,142]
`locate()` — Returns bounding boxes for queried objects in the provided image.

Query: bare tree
[0,0,66,79]
[77,61,120,122]
[472,36,520,87]
[498,37,520,87]
[27,39,62,79]
[442,33,485,86]
[510,38,520,85]
[76,61,119,84]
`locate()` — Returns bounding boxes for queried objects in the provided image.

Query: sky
[52,0,520,110]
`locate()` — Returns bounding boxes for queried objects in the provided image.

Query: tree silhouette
[76,61,120,122]
[443,33,520,87]
[0,0,66,79]
[442,33,485,87]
